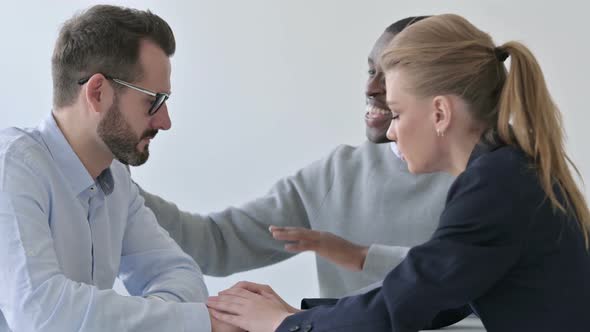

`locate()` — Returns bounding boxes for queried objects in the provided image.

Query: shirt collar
[38,113,114,196]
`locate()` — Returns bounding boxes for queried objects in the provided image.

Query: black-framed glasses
[78,75,170,116]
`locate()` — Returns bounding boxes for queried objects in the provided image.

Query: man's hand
[269,226,369,271]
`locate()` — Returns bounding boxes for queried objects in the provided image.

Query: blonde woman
[207,14,590,332]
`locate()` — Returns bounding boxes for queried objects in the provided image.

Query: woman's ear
[432,95,452,136]
[84,74,114,114]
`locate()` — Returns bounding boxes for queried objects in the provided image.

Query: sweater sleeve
[361,244,410,281]
[138,147,341,276]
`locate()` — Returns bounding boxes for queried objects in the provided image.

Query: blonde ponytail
[497,42,590,246]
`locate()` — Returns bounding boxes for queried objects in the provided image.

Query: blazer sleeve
[299,298,470,330]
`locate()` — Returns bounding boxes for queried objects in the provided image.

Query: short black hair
[384,16,431,34]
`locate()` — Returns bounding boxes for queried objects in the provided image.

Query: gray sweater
[139,141,454,297]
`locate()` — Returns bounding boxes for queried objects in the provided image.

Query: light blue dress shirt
[0,114,211,331]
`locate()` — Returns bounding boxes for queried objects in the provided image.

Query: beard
[97,98,158,166]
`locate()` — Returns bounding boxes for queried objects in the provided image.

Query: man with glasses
[78,75,170,116]
[0,5,230,332]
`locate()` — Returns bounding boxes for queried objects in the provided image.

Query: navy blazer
[278,144,590,332]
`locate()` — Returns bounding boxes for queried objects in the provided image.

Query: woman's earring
[436,129,445,137]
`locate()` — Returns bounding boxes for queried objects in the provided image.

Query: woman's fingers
[209,308,247,330]
[218,287,260,300]
[207,293,252,315]
[227,281,274,295]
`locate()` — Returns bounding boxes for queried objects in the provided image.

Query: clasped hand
[208,281,299,332]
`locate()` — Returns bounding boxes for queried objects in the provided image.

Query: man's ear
[84,74,113,115]
[432,95,452,135]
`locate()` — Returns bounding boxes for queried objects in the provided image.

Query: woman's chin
[406,161,427,174]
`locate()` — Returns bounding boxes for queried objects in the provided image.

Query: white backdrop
[2,0,589,307]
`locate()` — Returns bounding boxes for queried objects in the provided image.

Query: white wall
[2,0,589,307]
